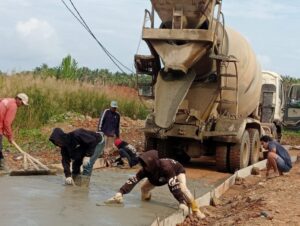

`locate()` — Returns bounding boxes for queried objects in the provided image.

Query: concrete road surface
[0,167,229,226]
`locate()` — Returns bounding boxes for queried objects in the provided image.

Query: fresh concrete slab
[0,167,228,226]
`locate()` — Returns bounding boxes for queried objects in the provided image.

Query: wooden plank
[142,28,214,42]
[10,169,56,176]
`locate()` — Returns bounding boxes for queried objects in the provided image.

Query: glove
[192,209,206,219]
[105,192,123,204]
[191,200,206,219]
[141,192,152,201]
[179,203,189,215]
[65,177,74,185]
[83,157,90,167]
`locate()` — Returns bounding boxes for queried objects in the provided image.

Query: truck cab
[260,71,285,141]
[284,84,300,129]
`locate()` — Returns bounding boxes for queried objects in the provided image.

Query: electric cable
[61,0,135,74]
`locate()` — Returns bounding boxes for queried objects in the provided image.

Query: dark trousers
[0,135,3,159]
[119,148,139,167]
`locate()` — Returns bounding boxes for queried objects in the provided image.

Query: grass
[0,73,150,151]
[282,129,300,146]
[0,73,148,130]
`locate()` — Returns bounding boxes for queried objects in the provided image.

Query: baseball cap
[110,100,118,108]
[16,93,29,106]
[114,138,122,147]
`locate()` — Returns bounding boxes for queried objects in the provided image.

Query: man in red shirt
[0,93,29,170]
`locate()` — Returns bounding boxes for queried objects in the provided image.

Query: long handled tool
[9,141,56,176]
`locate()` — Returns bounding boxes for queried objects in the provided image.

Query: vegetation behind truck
[135,0,276,172]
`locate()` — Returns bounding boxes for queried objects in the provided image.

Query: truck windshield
[289,85,300,107]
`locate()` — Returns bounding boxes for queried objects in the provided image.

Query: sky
[0,0,299,77]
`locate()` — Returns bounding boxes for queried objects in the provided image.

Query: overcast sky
[0,0,299,77]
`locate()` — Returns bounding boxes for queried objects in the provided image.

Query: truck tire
[156,139,170,158]
[216,145,228,172]
[248,129,260,164]
[229,130,250,173]
[145,136,156,151]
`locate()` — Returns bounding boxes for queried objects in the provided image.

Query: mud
[0,167,229,226]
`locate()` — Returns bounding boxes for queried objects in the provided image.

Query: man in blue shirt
[97,100,120,155]
[260,135,292,178]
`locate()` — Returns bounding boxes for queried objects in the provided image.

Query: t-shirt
[268,141,292,169]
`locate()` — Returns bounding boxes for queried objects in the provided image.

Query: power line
[61,0,135,74]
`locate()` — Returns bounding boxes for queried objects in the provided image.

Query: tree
[57,55,78,80]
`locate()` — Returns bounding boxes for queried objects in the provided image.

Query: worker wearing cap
[97,100,120,155]
[0,93,29,170]
[114,138,139,168]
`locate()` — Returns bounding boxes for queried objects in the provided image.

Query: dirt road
[178,152,300,226]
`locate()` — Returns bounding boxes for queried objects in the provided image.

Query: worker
[49,128,105,187]
[260,135,292,178]
[0,93,29,170]
[97,100,120,154]
[114,138,139,168]
[106,150,205,219]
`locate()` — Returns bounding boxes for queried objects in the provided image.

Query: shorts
[276,156,291,172]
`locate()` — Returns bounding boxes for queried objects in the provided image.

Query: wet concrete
[0,167,229,226]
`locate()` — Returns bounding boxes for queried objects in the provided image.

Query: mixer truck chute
[135,0,275,172]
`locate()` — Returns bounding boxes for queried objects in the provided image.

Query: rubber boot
[72,174,81,186]
[141,192,152,201]
[121,158,130,169]
[80,175,91,188]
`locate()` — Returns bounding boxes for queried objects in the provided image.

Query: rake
[9,141,56,176]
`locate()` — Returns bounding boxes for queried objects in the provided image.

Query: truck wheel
[157,139,170,158]
[173,147,191,164]
[248,129,260,164]
[229,130,250,173]
[216,145,228,172]
[145,136,156,151]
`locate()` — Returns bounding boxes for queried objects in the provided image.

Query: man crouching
[49,128,105,187]
[260,135,292,178]
[105,150,205,219]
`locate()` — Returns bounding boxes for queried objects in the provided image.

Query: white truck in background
[260,71,285,141]
[284,83,300,130]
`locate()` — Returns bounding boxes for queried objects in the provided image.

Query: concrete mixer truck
[135,0,276,172]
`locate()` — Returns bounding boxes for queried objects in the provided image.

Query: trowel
[96,199,124,207]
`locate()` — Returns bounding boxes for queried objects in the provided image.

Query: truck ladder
[210,54,239,116]
[172,7,184,29]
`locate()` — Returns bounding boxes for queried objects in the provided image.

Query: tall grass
[0,74,148,130]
